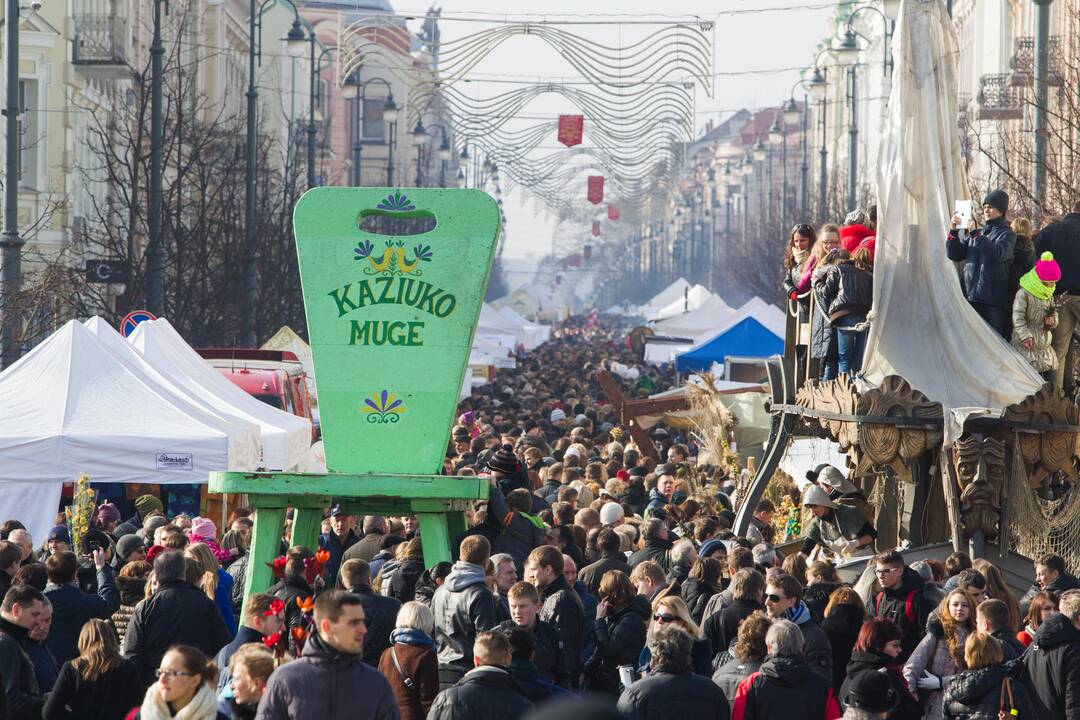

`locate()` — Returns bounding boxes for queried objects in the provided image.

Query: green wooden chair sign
[210,188,501,600]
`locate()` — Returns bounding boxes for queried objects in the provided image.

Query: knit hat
[134,494,164,519]
[699,538,726,559]
[189,516,217,542]
[845,669,901,713]
[844,209,868,226]
[549,408,566,423]
[983,189,1009,215]
[47,525,71,544]
[599,502,624,526]
[487,444,520,475]
[458,411,475,426]
[96,502,121,526]
[1036,251,1062,282]
[116,534,144,560]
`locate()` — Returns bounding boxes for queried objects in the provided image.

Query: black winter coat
[944,665,1033,720]
[731,656,839,720]
[121,580,232,688]
[431,563,499,676]
[840,650,920,720]
[386,556,425,603]
[347,585,401,667]
[820,604,863,693]
[1035,212,1080,294]
[795,615,834,684]
[0,617,41,720]
[225,554,248,617]
[712,656,761,708]
[869,567,935,661]
[318,529,360,586]
[628,537,674,572]
[267,574,316,637]
[703,598,763,659]
[496,619,567,685]
[44,566,121,663]
[803,582,841,622]
[578,553,632,596]
[680,579,718,626]
[486,484,546,568]
[427,666,533,720]
[820,260,873,321]
[617,668,731,720]
[1020,612,1080,719]
[1019,571,1080,618]
[946,217,1016,308]
[540,575,585,677]
[42,657,142,720]
[585,594,649,694]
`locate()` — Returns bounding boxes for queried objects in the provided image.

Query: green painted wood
[289,507,322,551]
[293,188,500,476]
[245,507,286,600]
[416,512,453,569]
[210,471,487,501]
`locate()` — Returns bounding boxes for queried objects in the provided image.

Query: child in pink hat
[1012,251,1061,380]
[187,516,233,565]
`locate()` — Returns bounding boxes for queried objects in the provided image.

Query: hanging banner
[607,204,620,221]
[558,115,584,147]
[591,221,601,237]
[587,176,604,204]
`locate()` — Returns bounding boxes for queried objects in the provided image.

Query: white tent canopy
[650,284,720,322]
[0,319,237,483]
[637,278,691,318]
[652,293,736,337]
[84,317,262,470]
[128,318,312,470]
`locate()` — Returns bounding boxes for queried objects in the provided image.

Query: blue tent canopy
[675,317,784,373]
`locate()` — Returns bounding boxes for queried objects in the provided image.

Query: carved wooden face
[953,436,1006,540]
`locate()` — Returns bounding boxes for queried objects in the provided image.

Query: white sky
[400,0,840,258]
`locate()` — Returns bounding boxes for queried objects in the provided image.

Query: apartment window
[362,98,385,139]
[18,80,38,190]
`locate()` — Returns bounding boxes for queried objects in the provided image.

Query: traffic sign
[120,310,157,337]
[85,260,127,284]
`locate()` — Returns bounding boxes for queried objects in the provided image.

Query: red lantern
[558,115,584,147]
[608,204,620,221]
[587,176,604,204]
[591,221,601,237]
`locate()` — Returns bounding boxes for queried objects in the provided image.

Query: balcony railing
[1008,36,1063,87]
[72,14,127,67]
[977,74,1024,121]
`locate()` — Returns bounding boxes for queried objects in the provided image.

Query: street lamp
[424,123,453,188]
[835,29,860,213]
[752,138,767,162]
[411,119,428,186]
[783,97,801,125]
[341,75,394,186]
[306,37,337,190]
[806,66,827,100]
[768,117,784,145]
[143,0,167,325]
[833,29,860,65]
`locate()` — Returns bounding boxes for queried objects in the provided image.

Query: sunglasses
[652,613,677,623]
[765,594,786,603]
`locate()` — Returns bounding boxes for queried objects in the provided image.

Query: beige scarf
[137,682,219,720]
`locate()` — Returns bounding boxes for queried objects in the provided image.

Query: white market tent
[84,317,262,470]
[636,277,691,318]
[650,284,721,322]
[652,293,737,337]
[127,318,312,470]
[496,305,551,350]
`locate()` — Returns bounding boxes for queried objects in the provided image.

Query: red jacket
[731,658,841,720]
[839,223,875,253]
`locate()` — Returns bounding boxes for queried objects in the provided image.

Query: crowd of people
[0,317,1075,720]
[785,191,1080,388]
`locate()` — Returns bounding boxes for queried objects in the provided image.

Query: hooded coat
[585,594,650,694]
[617,667,731,720]
[384,556,425,604]
[1011,282,1059,371]
[431,562,498,678]
[839,650,920,720]
[256,629,399,720]
[1020,612,1080,719]
[628,536,674,572]
[869,567,935,661]
[946,217,1017,308]
[820,604,864,693]
[731,656,841,720]
[943,664,1033,720]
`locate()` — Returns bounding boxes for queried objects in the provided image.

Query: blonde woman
[184,543,236,636]
[44,618,142,720]
[130,645,226,720]
[640,595,713,676]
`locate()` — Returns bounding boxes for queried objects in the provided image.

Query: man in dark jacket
[343,515,387,565]
[432,535,499,687]
[763,574,832,683]
[497,581,567,685]
[43,549,119,663]
[121,550,232,688]
[946,189,1017,338]
[0,585,46,720]
[1021,588,1080,719]
[113,494,163,539]
[340,559,401,667]
[1035,202,1080,389]
[976,599,1025,662]
[704,568,765,656]
[578,528,631,595]
[486,481,545,570]
[215,593,282,692]
[730,619,840,720]
[628,518,674,572]
[257,589,399,720]
[867,550,935,661]
[267,547,317,641]
[428,630,533,720]
[318,506,360,585]
[1020,552,1080,617]
[527,545,585,685]
[617,625,730,720]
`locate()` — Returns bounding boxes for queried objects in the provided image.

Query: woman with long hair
[784,223,818,323]
[804,560,841,620]
[680,557,723,625]
[640,595,713,676]
[840,619,920,720]
[112,561,152,647]
[712,611,770,708]
[1017,591,1058,647]
[184,543,236,637]
[44,619,142,720]
[821,586,866,693]
[903,589,977,719]
[586,570,649,694]
[128,645,227,720]
[971,559,1022,633]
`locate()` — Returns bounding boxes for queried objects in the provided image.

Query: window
[18,80,38,190]
[362,98,385,140]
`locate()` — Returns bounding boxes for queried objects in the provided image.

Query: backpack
[875,588,919,626]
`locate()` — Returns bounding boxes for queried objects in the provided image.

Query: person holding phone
[946,190,1017,339]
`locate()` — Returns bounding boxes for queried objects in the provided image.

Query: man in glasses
[763,574,833,682]
[868,549,935,662]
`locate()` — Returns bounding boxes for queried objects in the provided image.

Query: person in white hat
[814,465,871,519]
[800,485,877,559]
[598,502,624,527]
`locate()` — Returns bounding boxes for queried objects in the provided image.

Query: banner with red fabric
[591,221,601,237]
[607,204,620,221]
[587,176,604,204]
[558,115,584,147]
